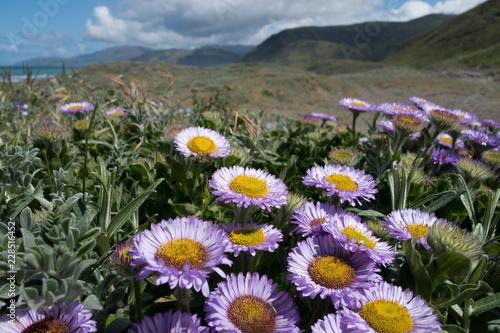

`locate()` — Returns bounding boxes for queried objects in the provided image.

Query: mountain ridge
[385,0,500,67]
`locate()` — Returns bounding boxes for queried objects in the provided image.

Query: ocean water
[1,66,72,82]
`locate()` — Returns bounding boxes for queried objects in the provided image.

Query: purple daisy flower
[312,313,346,333]
[377,102,427,119]
[0,300,97,333]
[382,208,438,249]
[341,281,441,333]
[304,114,320,122]
[323,214,395,267]
[129,309,208,333]
[287,234,381,309]
[59,101,94,114]
[110,240,134,275]
[309,112,338,122]
[223,222,283,257]
[302,164,377,206]
[174,126,231,158]
[409,131,421,138]
[290,201,359,237]
[429,108,461,130]
[378,120,395,132]
[129,216,231,297]
[431,148,459,171]
[461,129,495,147]
[205,272,301,333]
[483,119,500,129]
[394,113,425,133]
[340,97,377,112]
[435,133,453,148]
[452,109,478,125]
[209,166,288,211]
[409,96,444,113]
[15,102,28,114]
[106,108,127,117]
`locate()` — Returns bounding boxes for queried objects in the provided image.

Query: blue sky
[0,0,487,65]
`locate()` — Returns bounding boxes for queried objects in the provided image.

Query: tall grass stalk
[82,102,99,194]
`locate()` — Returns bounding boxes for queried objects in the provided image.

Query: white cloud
[84,0,486,49]
[56,46,69,55]
[85,1,384,48]
[0,44,19,52]
[382,0,487,22]
[85,6,217,47]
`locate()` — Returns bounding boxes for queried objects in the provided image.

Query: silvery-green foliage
[0,145,41,206]
[2,194,100,310]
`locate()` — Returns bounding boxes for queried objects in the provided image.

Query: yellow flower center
[325,173,358,192]
[351,101,367,107]
[341,226,377,250]
[187,136,217,155]
[154,238,208,271]
[360,299,414,333]
[230,227,266,246]
[68,105,84,111]
[74,120,88,130]
[309,218,326,229]
[111,110,125,116]
[440,137,452,145]
[400,116,416,124]
[308,255,356,289]
[22,319,69,333]
[404,224,429,239]
[119,248,132,264]
[229,175,269,198]
[335,152,352,159]
[227,295,277,333]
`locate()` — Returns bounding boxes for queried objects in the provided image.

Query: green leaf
[469,256,488,284]
[8,195,35,220]
[433,281,492,308]
[105,318,132,333]
[441,324,467,333]
[21,228,36,250]
[106,178,163,237]
[410,190,457,210]
[470,292,500,318]
[457,174,477,226]
[19,207,32,230]
[424,191,459,213]
[104,287,126,309]
[403,239,434,300]
[78,139,115,150]
[129,164,150,182]
[345,208,386,218]
[84,294,103,310]
[428,252,471,286]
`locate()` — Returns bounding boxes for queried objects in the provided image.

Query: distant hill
[18,46,152,67]
[16,45,253,68]
[134,45,253,67]
[385,1,500,67]
[241,14,453,64]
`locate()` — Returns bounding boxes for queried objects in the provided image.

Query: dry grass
[77,61,500,130]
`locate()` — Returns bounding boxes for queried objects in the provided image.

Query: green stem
[82,103,98,194]
[238,206,250,224]
[44,151,54,193]
[133,279,143,322]
[351,111,360,147]
[175,287,192,312]
[392,131,406,161]
[328,194,341,207]
[463,299,472,332]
